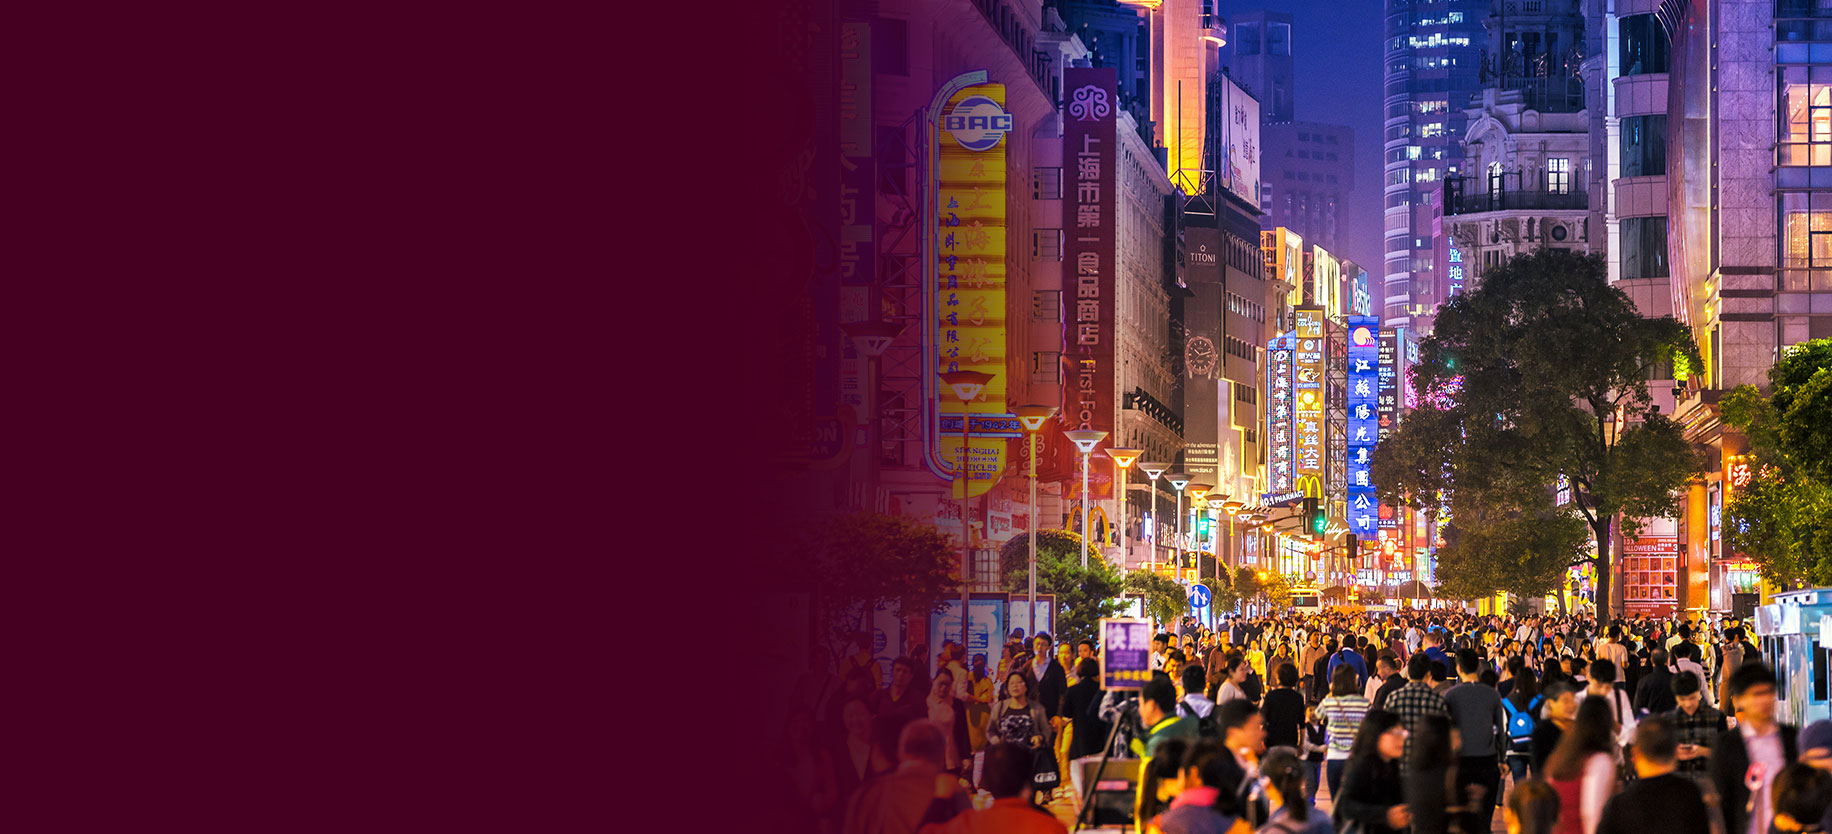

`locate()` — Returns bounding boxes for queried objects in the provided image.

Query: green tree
[998,530,1124,646]
[1123,570,1189,627]
[800,511,964,650]
[1260,572,1294,609]
[1372,249,1704,615]
[1431,489,1589,613]
[1721,340,1832,585]
[1201,572,1240,616]
[1233,566,1262,603]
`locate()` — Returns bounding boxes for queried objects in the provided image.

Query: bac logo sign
[946,95,1013,152]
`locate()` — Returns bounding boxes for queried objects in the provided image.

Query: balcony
[1443,176,1587,216]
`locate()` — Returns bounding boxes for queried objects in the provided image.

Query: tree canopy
[801,511,964,649]
[1371,249,1703,614]
[998,529,1124,646]
[1721,339,1832,586]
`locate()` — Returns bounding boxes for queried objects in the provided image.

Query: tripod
[1072,698,1137,833]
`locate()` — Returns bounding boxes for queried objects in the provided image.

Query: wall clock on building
[1187,335,1219,380]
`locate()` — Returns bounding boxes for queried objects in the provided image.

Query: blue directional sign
[1189,583,1211,609]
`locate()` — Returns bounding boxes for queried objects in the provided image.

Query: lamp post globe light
[1136,461,1168,570]
[1104,448,1142,572]
[1205,495,1228,586]
[939,369,994,650]
[1222,499,1245,573]
[1014,404,1057,638]
[1063,429,1108,568]
[841,321,906,511]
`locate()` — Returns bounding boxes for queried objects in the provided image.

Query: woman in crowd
[1260,747,1332,834]
[1139,737,1193,830]
[1319,665,1371,799]
[1333,710,1410,834]
[1502,656,1541,787]
[1504,778,1561,834]
[925,666,971,773]
[1154,739,1254,834]
[1404,713,1464,834]
[990,670,1052,756]
[1543,697,1616,834]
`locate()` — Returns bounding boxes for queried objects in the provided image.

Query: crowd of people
[783,608,1832,834]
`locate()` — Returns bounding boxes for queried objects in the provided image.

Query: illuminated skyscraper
[1381,0,1484,328]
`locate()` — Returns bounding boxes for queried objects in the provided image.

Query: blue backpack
[1502,695,1542,742]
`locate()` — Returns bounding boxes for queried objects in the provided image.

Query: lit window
[1407,146,1421,160]
[1781,192,1832,268]
[1781,65,1832,167]
[1546,158,1570,194]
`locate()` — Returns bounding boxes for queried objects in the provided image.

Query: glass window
[1621,217,1670,279]
[1781,65,1832,166]
[1235,21,1260,56]
[1781,192,1832,267]
[1618,15,1669,75]
[1547,158,1570,194]
[1268,23,1291,56]
[1621,115,1669,176]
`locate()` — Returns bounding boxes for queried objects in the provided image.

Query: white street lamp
[1015,404,1057,637]
[1064,430,1108,568]
[1105,447,1142,572]
[941,369,993,649]
[1137,461,1168,570]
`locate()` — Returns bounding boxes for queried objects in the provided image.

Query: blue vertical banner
[1346,316,1381,538]
[1266,335,1297,493]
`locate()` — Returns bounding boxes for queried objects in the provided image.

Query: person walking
[1156,739,1254,834]
[1592,716,1710,834]
[842,721,970,834]
[1445,648,1508,832]
[1708,662,1798,834]
[915,742,1068,834]
[1318,665,1371,799]
[1531,681,1580,775]
[1332,710,1411,834]
[1063,658,1107,760]
[1384,653,1452,769]
[1634,649,1676,717]
[1258,747,1332,834]
[1262,663,1306,750]
[1502,657,1543,789]
[1665,670,1725,789]
[924,667,972,773]
[990,671,1053,763]
[1543,697,1618,834]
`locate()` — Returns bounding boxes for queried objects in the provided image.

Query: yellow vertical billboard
[935,84,1010,497]
[1293,306,1326,483]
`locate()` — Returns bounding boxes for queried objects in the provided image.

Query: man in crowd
[1371,653,1406,710]
[1445,648,1507,834]
[843,721,969,834]
[1709,662,1798,834]
[1594,716,1712,834]
[877,657,928,719]
[1327,636,1368,690]
[1385,653,1452,768]
[1579,658,1638,752]
[917,742,1067,834]
[1635,648,1677,716]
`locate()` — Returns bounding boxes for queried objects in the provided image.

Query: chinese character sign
[1062,68,1117,496]
[935,82,1011,497]
[1267,334,1296,492]
[1346,316,1380,537]
[1447,247,1465,297]
[1099,618,1153,690]
[1293,306,1326,483]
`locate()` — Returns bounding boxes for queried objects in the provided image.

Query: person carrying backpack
[1502,660,1542,786]
[1179,664,1220,739]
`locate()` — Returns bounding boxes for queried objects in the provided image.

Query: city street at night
[764,1,1832,833]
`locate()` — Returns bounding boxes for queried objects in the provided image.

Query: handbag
[1032,743,1061,789]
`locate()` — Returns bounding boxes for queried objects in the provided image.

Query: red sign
[1729,461,1753,489]
[1062,67,1117,497]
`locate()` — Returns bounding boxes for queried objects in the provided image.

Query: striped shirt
[1318,693,1370,759]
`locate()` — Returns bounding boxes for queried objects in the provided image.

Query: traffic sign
[1189,584,1211,608]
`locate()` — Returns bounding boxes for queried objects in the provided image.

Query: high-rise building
[1381,0,1485,328]
[1259,121,1354,257]
[1225,10,1294,122]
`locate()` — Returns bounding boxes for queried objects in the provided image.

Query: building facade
[1382,0,1486,329]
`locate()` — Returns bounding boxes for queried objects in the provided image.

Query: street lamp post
[941,370,994,652]
[1064,430,1108,568]
[1105,447,1142,572]
[1223,499,1245,574]
[1168,473,1189,576]
[1186,483,1212,580]
[1137,461,1168,570]
[841,321,906,510]
[1015,404,1057,638]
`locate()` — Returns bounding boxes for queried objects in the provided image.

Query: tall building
[1260,121,1355,257]
[1057,0,1154,133]
[1381,0,1485,328]
[1224,11,1359,266]
[1146,0,1226,194]
[1225,11,1294,121]
[1666,0,1802,614]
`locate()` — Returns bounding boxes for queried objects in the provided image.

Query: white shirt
[1743,722,1787,834]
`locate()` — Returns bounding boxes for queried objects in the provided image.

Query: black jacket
[1336,756,1406,834]
[1262,687,1306,748]
[1634,666,1676,715]
[1709,722,1799,834]
[1034,658,1069,718]
[1373,673,1406,711]
[1596,773,1711,834]
[1063,678,1106,758]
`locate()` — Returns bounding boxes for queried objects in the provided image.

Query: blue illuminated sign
[1346,316,1381,538]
